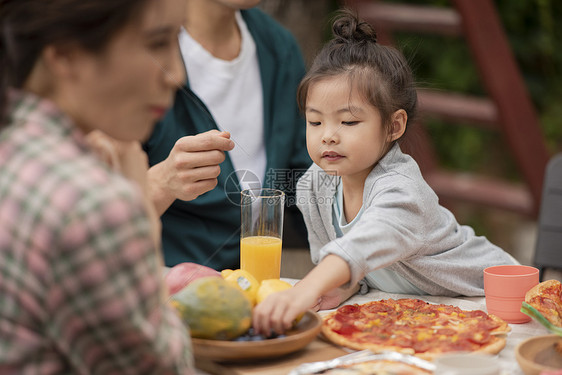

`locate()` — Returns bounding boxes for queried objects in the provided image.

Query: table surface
[196,282,551,375]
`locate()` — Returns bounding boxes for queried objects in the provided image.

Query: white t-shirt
[178,12,265,191]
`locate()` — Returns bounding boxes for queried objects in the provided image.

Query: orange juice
[240,236,282,283]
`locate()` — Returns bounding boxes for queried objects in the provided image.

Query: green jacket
[144,8,311,270]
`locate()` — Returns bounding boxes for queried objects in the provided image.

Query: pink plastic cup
[484,265,539,324]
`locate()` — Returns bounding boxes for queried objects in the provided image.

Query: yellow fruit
[256,279,293,304]
[171,277,252,340]
[220,269,234,278]
[224,269,260,306]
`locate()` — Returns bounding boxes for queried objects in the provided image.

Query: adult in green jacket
[144,3,311,270]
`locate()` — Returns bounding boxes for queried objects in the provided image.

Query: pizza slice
[525,279,562,327]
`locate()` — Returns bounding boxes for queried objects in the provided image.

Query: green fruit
[171,276,252,340]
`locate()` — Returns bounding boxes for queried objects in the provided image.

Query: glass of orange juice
[240,188,285,283]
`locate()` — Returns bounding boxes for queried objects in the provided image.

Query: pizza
[525,279,562,327]
[299,359,431,375]
[321,298,510,361]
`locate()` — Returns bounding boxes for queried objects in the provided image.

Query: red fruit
[164,262,220,295]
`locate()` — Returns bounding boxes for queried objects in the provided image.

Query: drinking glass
[240,188,285,283]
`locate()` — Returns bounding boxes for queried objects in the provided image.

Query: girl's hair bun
[332,9,377,44]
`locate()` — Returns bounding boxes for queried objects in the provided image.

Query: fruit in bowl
[171,277,252,340]
[164,262,220,296]
[222,269,260,306]
[256,278,293,304]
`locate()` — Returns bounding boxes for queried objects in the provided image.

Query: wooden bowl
[192,310,322,362]
[515,334,562,375]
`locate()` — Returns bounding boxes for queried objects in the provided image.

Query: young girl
[252,9,518,335]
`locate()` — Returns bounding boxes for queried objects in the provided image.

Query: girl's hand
[253,255,353,335]
[252,285,319,336]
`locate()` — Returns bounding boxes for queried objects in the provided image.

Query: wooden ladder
[343,0,550,217]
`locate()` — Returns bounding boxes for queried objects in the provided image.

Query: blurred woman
[0,0,195,373]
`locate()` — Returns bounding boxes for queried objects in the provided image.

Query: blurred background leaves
[261,0,562,173]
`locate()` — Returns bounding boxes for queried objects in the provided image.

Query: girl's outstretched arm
[316,283,360,311]
[252,254,351,335]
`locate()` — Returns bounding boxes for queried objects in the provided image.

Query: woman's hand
[147,130,235,215]
[85,129,122,170]
[86,130,161,249]
[86,130,149,189]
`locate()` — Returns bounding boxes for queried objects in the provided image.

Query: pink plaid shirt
[0,90,194,374]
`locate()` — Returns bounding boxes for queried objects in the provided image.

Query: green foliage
[496,0,562,152]
[384,0,562,179]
